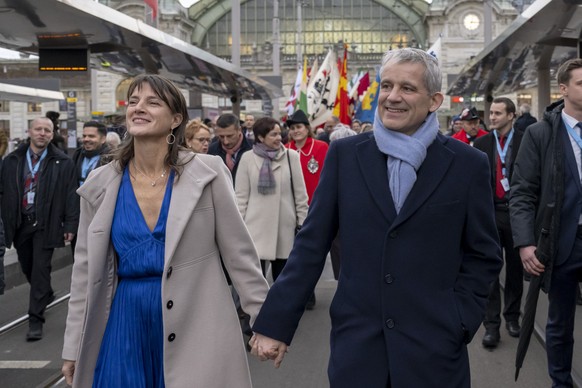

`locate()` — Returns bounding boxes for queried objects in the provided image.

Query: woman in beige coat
[235,117,308,281]
[61,74,268,387]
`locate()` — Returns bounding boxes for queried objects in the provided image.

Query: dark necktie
[495,135,506,199]
[22,153,40,211]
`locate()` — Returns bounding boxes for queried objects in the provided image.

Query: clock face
[463,13,480,31]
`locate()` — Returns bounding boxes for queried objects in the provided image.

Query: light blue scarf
[373,110,439,213]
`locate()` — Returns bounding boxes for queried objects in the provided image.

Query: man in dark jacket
[0,117,79,341]
[71,121,111,187]
[208,113,251,184]
[70,121,111,256]
[514,103,537,133]
[474,97,524,349]
[251,48,502,387]
[510,58,582,386]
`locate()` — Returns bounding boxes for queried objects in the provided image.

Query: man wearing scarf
[208,113,252,184]
[70,121,111,257]
[207,112,254,345]
[251,48,502,388]
[72,121,111,187]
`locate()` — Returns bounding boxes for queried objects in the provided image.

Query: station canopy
[0,0,283,101]
[447,0,582,97]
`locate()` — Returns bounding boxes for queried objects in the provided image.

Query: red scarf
[222,133,244,171]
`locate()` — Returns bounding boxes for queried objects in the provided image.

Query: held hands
[249,333,288,368]
[520,245,545,276]
[62,360,75,386]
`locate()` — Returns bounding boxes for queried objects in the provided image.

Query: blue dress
[93,167,174,388]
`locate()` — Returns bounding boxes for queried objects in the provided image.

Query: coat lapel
[356,136,397,223]
[78,164,122,271]
[165,154,218,265]
[392,136,454,229]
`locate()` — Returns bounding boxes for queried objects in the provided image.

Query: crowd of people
[0,48,581,388]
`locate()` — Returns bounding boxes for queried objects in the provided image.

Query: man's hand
[62,360,75,386]
[520,245,545,276]
[64,233,75,242]
[249,333,288,368]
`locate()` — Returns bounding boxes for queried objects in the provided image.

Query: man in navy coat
[251,48,502,387]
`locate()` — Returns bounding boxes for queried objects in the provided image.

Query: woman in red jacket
[285,110,329,205]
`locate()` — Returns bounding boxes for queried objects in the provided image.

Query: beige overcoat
[235,147,308,261]
[62,152,269,387]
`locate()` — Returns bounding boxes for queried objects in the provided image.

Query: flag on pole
[284,67,302,117]
[427,36,442,59]
[333,46,351,125]
[307,57,319,90]
[144,0,158,18]
[354,70,380,123]
[349,71,370,120]
[306,49,340,128]
[297,57,309,113]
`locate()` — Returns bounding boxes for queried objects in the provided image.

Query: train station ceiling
[187,0,429,47]
[0,0,283,100]
[447,0,582,97]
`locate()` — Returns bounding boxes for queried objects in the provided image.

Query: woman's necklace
[297,139,319,174]
[297,138,314,157]
[132,160,167,187]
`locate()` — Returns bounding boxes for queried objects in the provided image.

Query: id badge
[500,177,510,192]
[27,191,35,205]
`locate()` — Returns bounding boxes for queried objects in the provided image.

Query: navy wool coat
[253,132,502,388]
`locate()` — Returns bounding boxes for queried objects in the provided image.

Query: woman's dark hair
[253,117,280,144]
[114,74,190,177]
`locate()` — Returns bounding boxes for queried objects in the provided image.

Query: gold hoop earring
[166,132,176,145]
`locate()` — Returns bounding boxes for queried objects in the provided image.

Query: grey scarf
[373,110,439,213]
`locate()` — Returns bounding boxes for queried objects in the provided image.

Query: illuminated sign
[39,48,88,71]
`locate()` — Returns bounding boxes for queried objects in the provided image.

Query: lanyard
[81,155,100,181]
[26,148,48,179]
[565,121,582,150]
[493,129,514,177]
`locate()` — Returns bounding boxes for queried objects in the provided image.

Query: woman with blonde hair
[184,119,212,153]
[62,74,268,387]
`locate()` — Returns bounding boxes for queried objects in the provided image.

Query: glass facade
[205,0,417,58]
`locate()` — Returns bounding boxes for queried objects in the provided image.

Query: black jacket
[509,100,567,292]
[474,128,524,203]
[0,159,5,294]
[514,112,537,133]
[207,136,252,184]
[0,143,79,249]
[71,144,112,187]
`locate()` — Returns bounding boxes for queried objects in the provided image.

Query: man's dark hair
[45,111,60,130]
[557,58,582,85]
[491,97,516,116]
[216,113,241,130]
[83,121,107,137]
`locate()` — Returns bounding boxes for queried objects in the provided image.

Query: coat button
[389,230,398,238]
[385,319,395,329]
[167,300,173,309]
[167,266,173,279]
[168,333,176,342]
[384,274,393,284]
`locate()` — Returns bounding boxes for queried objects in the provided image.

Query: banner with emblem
[306,49,340,128]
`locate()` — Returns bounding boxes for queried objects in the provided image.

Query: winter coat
[0,142,79,248]
[510,100,573,292]
[62,152,269,387]
[235,147,308,261]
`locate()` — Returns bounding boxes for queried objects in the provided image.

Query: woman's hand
[249,333,288,368]
[62,360,76,386]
